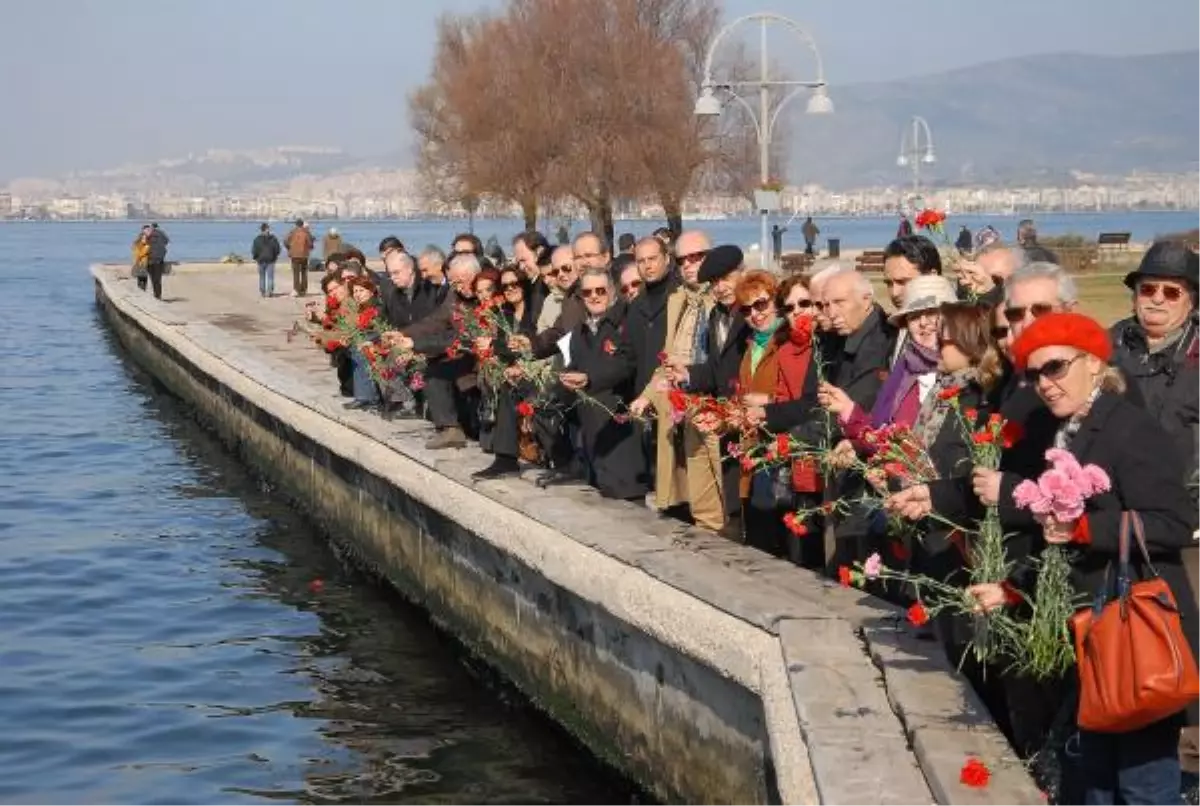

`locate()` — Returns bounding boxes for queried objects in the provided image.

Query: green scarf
[749,319,782,373]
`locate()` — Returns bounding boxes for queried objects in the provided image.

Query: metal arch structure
[896,115,936,200]
[695,12,832,269]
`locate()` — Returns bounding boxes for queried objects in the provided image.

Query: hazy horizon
[3,0,1196,182]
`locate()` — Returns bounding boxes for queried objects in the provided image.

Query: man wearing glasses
[1111,238,1198,508]
[629,231,727,530]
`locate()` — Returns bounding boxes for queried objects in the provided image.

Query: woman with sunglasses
[473,265,543,479]
[726,271,802,556]
[973,312,1196,805]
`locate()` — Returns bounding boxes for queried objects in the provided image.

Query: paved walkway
[100,262,1044,805]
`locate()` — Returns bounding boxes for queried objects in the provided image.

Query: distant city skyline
[1,0,1197,182]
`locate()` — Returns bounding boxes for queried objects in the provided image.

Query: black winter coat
[1111,315,1198,513]
[683,304,750,397]
[1003,391,1198,722]
[566,305,650,500]
[622,274,680,392]
[251,233,280,263]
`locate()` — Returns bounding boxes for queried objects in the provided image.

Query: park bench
[780,252,814,275]
[855,250,886,272]
[1097,232,1132,250]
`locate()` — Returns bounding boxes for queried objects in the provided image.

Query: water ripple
[0,227,638,805]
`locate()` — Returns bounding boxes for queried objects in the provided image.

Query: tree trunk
[587,196,615,250]
[520,195,538,231]
[661,194,683,239]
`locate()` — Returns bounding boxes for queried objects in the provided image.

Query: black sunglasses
[990,325,1010,340]
[621,280,643,294]
[1138,282,1186,302]
[739,297,772,316]
[580,287,609,299]
[1023,354,1083,385]
[676,250,708,265]
[501,280,522,290]
[782,300,814,314]
[1003,302,1054,324]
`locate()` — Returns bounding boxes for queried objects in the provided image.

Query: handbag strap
[1125,510,1160,577]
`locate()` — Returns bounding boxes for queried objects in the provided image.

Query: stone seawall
[92,263,1042,805]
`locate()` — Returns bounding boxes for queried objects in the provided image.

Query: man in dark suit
[811,268,898,567]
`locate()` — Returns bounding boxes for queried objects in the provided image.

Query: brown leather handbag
[1072,511,1200,732]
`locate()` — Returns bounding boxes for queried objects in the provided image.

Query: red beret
[1011,312,1113,371]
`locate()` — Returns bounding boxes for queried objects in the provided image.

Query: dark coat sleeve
[1081,406,1194,556]
[406,294,456,355]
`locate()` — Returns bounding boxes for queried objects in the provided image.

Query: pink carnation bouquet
[1012,448,1111,522]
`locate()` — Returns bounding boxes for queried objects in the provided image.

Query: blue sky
[2,0,1196,180]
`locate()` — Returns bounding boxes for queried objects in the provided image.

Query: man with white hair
[393,252,482,449]
[803,268,897,568]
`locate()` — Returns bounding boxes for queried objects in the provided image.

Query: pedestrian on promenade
[131,225,151,290]
[284,218,314,297]
[146,223,170,300]
[955,225,973,253]
[251,223,282,298]
[801,217,819,256]
[323,227,344,260]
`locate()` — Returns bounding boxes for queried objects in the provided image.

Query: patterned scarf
[1053,385,1102,449]
[913,368,978,451]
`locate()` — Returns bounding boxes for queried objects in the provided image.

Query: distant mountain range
[785,50,1198,187]
[6,50,1196,198]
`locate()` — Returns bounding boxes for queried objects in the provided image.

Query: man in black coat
[624,236,680,393]
[810,269,897,560]
[393,253,481,449]
[559,269,649,500]
[1110,241,1198,508]
[250,223,281,298]
[146,222,170,300]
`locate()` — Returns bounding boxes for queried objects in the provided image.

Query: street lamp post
[896,115,936,205]
[694,12,832,271]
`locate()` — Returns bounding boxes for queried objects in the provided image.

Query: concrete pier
[93,262,1042,805]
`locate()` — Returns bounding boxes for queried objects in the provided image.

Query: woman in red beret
[975,312,1196,805]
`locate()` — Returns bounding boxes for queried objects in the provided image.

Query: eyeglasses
[782,300,813,314]
[1003,302,1054,324]
[990,325,1010,340]
[676,250,708,265]
[1022,354,1083,385]
[580,287,609,299]
[1138,282,1186,302]
[739,297,772,316]
[621,280,643,295]
[546,266,571,278]
[501,281,522,291]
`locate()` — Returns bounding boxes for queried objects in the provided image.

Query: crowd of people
[298,219,1198,804]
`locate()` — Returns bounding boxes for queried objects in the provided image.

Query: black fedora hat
[1123,240,1199,291]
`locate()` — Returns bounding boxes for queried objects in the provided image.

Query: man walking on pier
[285,219,314,297]
[251,223,281,298]
[146,223,170,300]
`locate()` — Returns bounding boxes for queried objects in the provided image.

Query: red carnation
[775,434,791,458]
[516,401,535,418]
[739,457,754,473]
[782,512,808,536]
[603,339,616,355]
[667,388,690,413]
[356,307,378,330]
[964,407,978,422]
[972,431,994,445]
[837,565,853,588]
[1000,419,1024,448]
[657,351,668,363]
[959,758,990,788]
[821,501,835,515]
[907,601,930,627]
[914,209,946,230]
[936,385,962,401]
[889,541,911,562]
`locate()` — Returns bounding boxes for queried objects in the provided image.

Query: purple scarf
[870,337,940,427]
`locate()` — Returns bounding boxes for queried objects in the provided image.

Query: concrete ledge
[92,263,1042,804]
